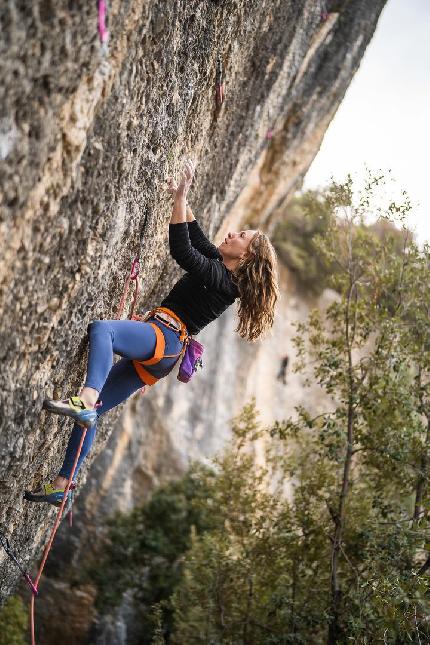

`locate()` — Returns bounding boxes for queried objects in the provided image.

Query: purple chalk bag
[177,337,204,383]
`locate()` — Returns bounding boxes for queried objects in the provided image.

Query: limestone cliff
[0,0,386,604]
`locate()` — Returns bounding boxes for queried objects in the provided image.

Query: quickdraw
[116,257,141,320]
[97,0,109,54]
[0,530,38,596]
[116,211,149,320]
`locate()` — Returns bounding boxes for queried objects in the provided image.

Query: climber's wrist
[186,201,195,222]
[170,193,187,223]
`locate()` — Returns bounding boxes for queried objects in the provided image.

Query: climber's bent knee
[88,320,113,339]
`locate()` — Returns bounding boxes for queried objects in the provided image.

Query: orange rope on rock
[30,427,88,645]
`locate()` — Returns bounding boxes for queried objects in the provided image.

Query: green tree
[283,177,430,642]
[0,596,27,645]
[272,189,335,295]
[172,402,309,644]
[88,463,219,643]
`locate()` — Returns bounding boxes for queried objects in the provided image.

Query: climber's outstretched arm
[167,178,195,223]
[169,159,195,225]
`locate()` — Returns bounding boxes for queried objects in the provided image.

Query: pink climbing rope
[97,0,109,44]
[116,258,147,395]
[29,427,88,645]
[116,257,141,320]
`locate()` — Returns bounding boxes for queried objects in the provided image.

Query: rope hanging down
[116,257,141,319]
[0,530,38,596]
[29,427,88,645]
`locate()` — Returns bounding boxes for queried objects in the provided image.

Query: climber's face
[219,230,256,260]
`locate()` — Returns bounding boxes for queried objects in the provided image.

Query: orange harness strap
[132,314,187,386]
[141,324,165,366]
[133,324,165,386]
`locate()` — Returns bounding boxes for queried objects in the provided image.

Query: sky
[304,0,430,244]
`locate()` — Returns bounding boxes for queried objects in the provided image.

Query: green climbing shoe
[24,482,75,508]
[43,396,97,428]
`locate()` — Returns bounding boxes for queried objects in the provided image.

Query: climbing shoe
[43,396,97,428]
[24,482,76,508]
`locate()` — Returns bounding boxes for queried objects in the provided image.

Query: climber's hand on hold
[170,159,195,224]
[167,177,178,196]
[176,159,195,198]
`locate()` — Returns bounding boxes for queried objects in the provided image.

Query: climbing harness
[0,530,38,595]
[132,307,188,386]
[97,0,109,55]
[29,427,88,645]
[131,308,204,385]
[215,56,225,107]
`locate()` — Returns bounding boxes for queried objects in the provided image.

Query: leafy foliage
[88,463,219,642]
[272,190,334,295]
[272,185,406,296]
[0,596,27,645]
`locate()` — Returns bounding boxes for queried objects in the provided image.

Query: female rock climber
[25,159,279,506]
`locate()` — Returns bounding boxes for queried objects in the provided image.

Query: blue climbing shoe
[24,482,75,508]
[43,396,97,428]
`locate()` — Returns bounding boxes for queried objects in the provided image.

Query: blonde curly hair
[234,231,279,341]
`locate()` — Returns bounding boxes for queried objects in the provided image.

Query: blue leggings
[58,319,179,480]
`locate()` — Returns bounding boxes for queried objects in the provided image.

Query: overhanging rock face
[0,0,386,600]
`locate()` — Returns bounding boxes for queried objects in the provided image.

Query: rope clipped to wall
[97,0,109,55]
[116,209,149,320]
[319,0,327,21]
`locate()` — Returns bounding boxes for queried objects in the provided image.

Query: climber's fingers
[167,176,178,194]
[177,158,196,195]
[185,156,196,172]
[186,158,196,183]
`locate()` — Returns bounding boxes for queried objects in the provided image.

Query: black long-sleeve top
[160,221,239,335]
